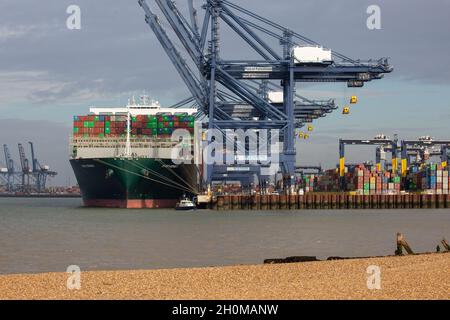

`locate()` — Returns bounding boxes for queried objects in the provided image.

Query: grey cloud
[0,0,449,108]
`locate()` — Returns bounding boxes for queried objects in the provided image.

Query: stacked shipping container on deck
[73,114,195,139]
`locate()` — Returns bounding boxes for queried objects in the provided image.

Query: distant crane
[400,138,450,176]
[18,143,32,192]
[0,142,57,193]
[338,135,399,189]
[295,165,323,176]
[2,144,18,191]
[28,142,57,192]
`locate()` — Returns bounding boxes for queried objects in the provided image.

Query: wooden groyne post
[395,233,414,255]
[441,238,450,252]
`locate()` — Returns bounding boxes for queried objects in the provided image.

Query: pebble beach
[0,253,449,300]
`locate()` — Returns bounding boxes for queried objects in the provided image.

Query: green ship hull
[70,158,198,208]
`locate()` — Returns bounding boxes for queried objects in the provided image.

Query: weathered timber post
[395,233,414,255]
[441,238,450,251]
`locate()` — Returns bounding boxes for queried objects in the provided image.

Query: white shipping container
[267,91,284,104]
[0,168,8,173]
[293,46,333,64]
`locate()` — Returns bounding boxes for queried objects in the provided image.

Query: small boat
[175,198,196,211]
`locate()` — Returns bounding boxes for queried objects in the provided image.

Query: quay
[207,193,450,210]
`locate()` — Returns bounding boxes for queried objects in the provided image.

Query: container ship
[70,96,201,208]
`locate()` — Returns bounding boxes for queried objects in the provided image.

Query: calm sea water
[0,197,449,274]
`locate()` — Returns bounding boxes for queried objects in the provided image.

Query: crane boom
[18,143,29,173]
[3,144,13,172]
[154,0,202,66]
[28,142,39,172]
[187,0,200,39]
[138,0,207,110]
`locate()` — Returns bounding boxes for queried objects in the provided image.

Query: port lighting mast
[138,0,393,188]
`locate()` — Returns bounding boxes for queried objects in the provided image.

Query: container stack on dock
[301,175,317,193]
[347,165,401,195]
[301,163,450,195]
[312,164,401,195]
[405,164,450,195]
[73,114,195,139]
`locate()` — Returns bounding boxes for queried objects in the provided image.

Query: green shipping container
[364,183,370,190]
[84,121,89,128]
[73,127,79,133]
[105,128,111,134]
[132,116,137,122]
[105,121,110,128]
[94,116,100,121]
[89,121,95,128]
[146,122,157,129]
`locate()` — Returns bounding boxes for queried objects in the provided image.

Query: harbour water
[0,198,449,275]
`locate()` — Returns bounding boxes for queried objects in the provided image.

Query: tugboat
[175,197,196,211]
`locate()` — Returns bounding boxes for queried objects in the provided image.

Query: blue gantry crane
[138,0,393,188]
[400,137,450,176]
[28,142,57,192]
[0,143,57,193]
[338,135,399,189]
[1,144,18,191]
[18,143,32,191]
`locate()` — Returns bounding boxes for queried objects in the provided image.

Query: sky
[0,0,449,185]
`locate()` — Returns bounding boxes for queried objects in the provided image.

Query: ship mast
[125,101,132,158]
